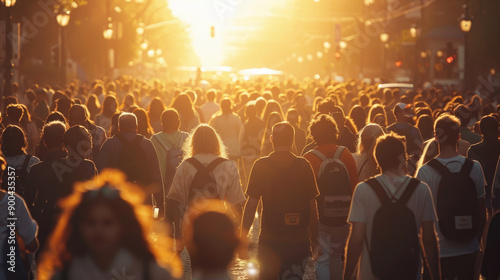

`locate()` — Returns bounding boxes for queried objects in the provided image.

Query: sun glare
[167,0,289,68]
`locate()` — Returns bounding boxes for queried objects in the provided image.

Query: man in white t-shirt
[344,134,440,280]
[416,114,486,280]
[209,98,242,161]
[200,89,220,123]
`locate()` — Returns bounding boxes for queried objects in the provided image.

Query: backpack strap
[427,159,450,177]
[460,158,474,177]
[366,178,391,206]
[186,157,204,170]
[333,146,346,160]
[310,149,327,161]
[207,157,227,172]
[397,178,420,206]
[21,154,32,172]
[186,157,227,172]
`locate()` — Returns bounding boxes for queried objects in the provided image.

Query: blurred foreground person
[241,122,319,280]
[344,134,440,280]
[0,155,39,280]
[37,170,174,280]
[185,202,241,280]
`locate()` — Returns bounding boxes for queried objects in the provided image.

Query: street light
[56,10,70,86]
[2,0,17,100]
[460,4,472,89]
[380,33,389,77]
[103,27,113,40]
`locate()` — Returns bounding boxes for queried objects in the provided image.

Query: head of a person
[271,121,295,151]
[161,109,180,133]
[5,104,23,124]
[43,121,67,150]
[185,124,226,158]
[348,105,367,131]
[185,207,239,272]
[374,133,407,173]
[393,102,415,122]
[368,104,386,124]
[417,114,434,141]
[206,89,216,103]
[68,104,89,127]
[45,111,67,126]
[121,93,136,109]
[262,100,283,121]
[220,98,232,114]
[101,95,118,117]
[118,112,138,134]
[453,104,472,128]
[308,114,338,145]
[64,125,92,158]
[171,93,194,116]
[38,172,159,279]
[479,115,498,140]
[357,123,385,156]
[185,90,198,105]
[55,95,73,117]
[434,114,461,146]
[286,108,301,128]
[132,108,152,135]
[1,125,27,157]
[148,98,165,121]
[86,94,100,111]
[244,102,257,120]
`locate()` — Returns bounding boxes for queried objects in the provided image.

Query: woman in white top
[353,123,385,182]
[37,171,175,280]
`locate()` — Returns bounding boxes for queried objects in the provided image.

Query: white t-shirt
[416,155,486,258]
[209,113,242,157]
[167,153,246,206]
[348,174,437,280]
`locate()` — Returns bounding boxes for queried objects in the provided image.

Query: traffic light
[50,45,59,67]
[334,46,341,60]
[210,26,215,38]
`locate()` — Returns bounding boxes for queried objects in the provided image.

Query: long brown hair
[37,170,181,279]
[182,124,227,159]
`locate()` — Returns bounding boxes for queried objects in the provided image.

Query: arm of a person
[146,141,165,217]
[309,199,320,259]
[343,222,366,280]
[492,157,500,211]
[421,221,441,280]
[15,196,39,253]
[95,139,111,172]
[477,197,487,238]
[241,196,259,238]
[165,198,183,254]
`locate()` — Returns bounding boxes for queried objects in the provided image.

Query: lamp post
[460,4,472,90]
[2,0,16,101]
[380,33,389,78]
[56,10,70,86]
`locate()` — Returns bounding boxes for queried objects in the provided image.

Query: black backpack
[1,154,32,197]
[115,134,149,184]
[186,157,227,205]
[427,158,480,242]
[366,177,421,280]
[311,147,352,226]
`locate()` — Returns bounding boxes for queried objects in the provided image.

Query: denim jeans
[315,223,350,280]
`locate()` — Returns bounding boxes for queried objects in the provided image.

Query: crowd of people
[0,75,500,280]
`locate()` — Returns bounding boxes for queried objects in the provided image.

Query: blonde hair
[182,124,227,159]
[357,123,385,156]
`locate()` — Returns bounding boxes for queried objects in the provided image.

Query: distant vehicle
[378,83,414,94]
